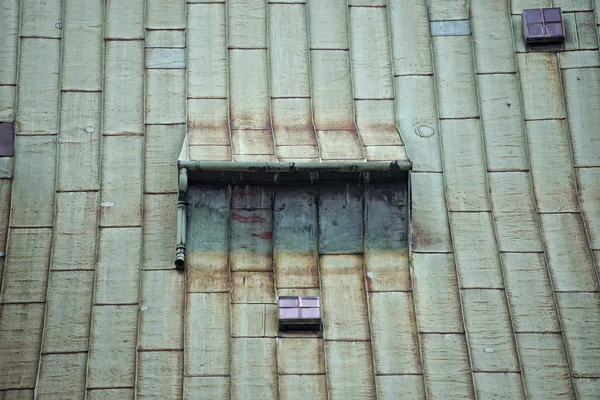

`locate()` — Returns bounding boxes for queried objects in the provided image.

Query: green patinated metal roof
[0,0,599,398]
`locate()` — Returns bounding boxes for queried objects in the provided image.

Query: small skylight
[278,296,322,335]
[523,8,565,43]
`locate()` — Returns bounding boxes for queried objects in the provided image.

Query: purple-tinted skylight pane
[545,23,564,37]
[279,307,300,319]
[301,308,321,319]
[299,297,320,308]
[527,23,545,37]
[543,8,562,23]
[523,9,543,23]
[279,297,299,308]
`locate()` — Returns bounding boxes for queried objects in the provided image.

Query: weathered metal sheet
[574,377,600,398]
[563,68,600,167]
[87,305,138,388]
[62,0,103,90]
[187,4,228,98]
[364,184,409,291]
[146,70,186,123]
[510,0,551,15]
[320,255,369,340]
[11,136,56,226]
[559,50,600,69]
[231,338,278,400]
[364,145,408,162]
[430,20,472,36]
[517,333,576,399]
[137,351,183,399]
[552,0,593,10]
[310,51,355,131]
[278,338,325,374]
[17,38,60,135]
[563,12,580,51]
[231,303,277,337]
[20,0,61,38]
[421,334,475,399]
[410,172,452,252]
[188,145,232,161]
[146,48,186,69]
[279,375,327,400]
[488,172,544,252]
[268,4,310,97]
[0,0,19,85]
[277,145,319,161]
[501,253,560,333]
[231,130,275,156]
[432,36,479,118]
[0,87,15,122]
[87,389,135,400]
[42,271,94,353]
[411,253,464,333]
[145,125,185,193]
[441,120,490,211]
[0,303,44,388]
[57,92,102,191]
[369,292,421,374]
[0,390,34,400]
[349,7,394,99]
[274,186,318,288]
[139,270,184,350]
[473,373,526,400]
[231,272,275,303]
[451,212,504,288]
[477,74,528,171]
[187,186,230,292]
[0,158,12,178]
[103,41,144,135]
[104,0,144,39]
[471,0,516,73]
[539,213,598,291]
[307,0,348,49]
[576,168,600,249]
[143,194,178,270]
[146,30,186,48]
[517,53,566,120]
[231,185,272,209]
[376,375,426,400]
[395,76,442,172]
[355,100,403,146]
[230,208,273,271]
[525,119,580,212]
[271,98,317,146]
[95,228,142,304]
[233,154,277,162]
[325,341,376,400]
[575,12,598,49]
[317,130,364,160]
[185,293,230,376]
[52,191,98,270]
[388,0,432,75]
[318,185,363,253]
[0,180,10,252]
[99,136,144,226]
[428,0,468,20]
[462,289,520,372]
[188,99,230,146]
[228,0,266,48]
[1,228,52,303]
[146,0,186,29]
[184,377,230,400]
[38,353,87,399]
[556,293,600,377]
[229,50,271,130]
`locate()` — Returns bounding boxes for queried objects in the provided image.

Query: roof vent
[278,296,322,335]
[523,8,565,43]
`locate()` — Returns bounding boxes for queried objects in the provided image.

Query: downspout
[174,167,188,270]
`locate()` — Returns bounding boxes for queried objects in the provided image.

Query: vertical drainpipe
[174,167,188,269]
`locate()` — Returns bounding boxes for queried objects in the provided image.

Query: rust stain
[231,212,267,224]
[251,231,272,240]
